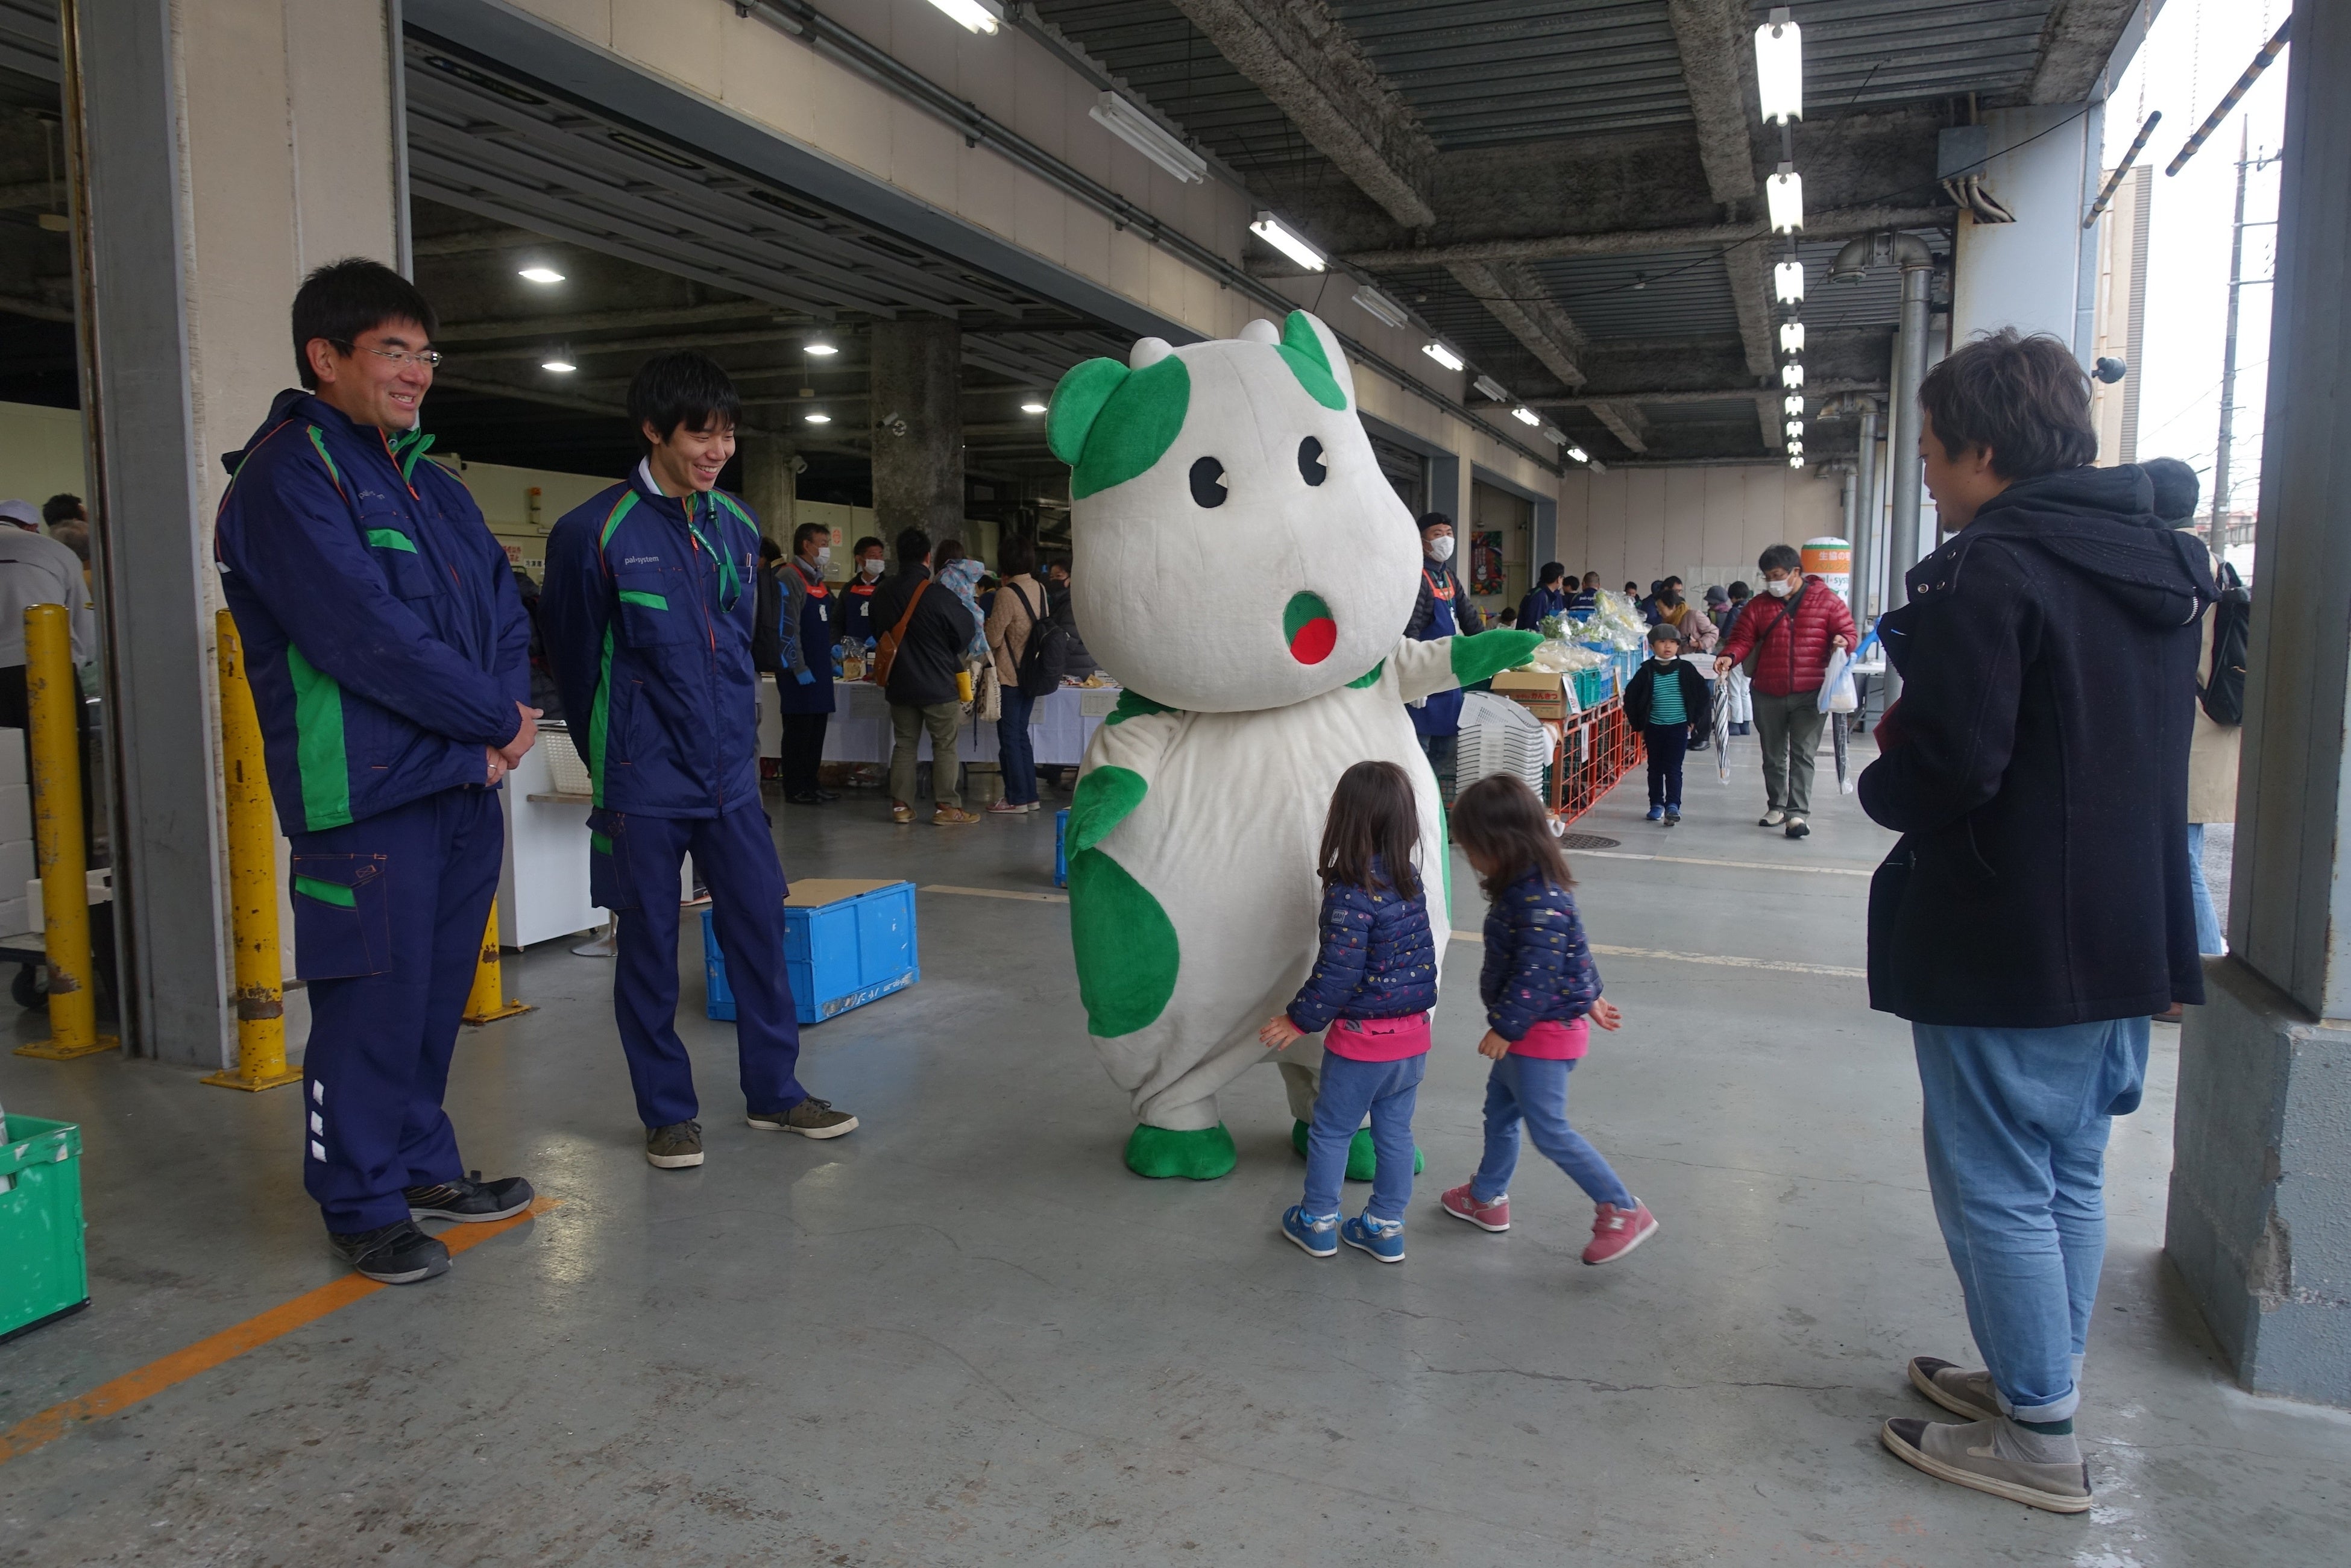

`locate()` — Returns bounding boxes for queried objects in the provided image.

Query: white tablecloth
[759,679,1123,767]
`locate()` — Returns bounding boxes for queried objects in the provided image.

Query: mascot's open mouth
[1283,591,1337,664]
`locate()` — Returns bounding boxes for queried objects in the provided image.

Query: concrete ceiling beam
[1526,380,1882,409]
[1446,259,1590,391]
[2025,0,2147,105]
[0,180,63,210]
[1589,403,1650,456]
[1667,0,1760,204]
[0,293,71,323]
[433,303,806,341]
[1342,206,1950,269]
[1169,0,1439,229]
[413,225,561,257]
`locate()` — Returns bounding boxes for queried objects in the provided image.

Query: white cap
[0,500,39,532]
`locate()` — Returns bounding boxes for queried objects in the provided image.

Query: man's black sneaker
[746,1098,859,1139]
[329,1220,450,1284]
[1664,809,1680,827]
[646,1120,705,1168]
[405,1171,535,1223]
[1784,815,1810,839]
[786,790,827,805]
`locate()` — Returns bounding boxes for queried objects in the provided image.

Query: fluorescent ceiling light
[1250,212,1326,271]
[1511,406,1543,427]
[1352,284,1411,329]
[1473,374,1510,402]
[1788,453,1805,469]
[1767,165,1805,233]
[804,412,832,425]
[1567,446,1590,465]
[1785,420,1804,439]
[1755,8,1804,125]
[517,266,564,285]
[1091,93,1208,184]
[1784,394,1804,417]
[1773,260,1805,303]
[925,0,1002,35]
[1781,362,1805,389]
[804,340,838,356]
[540,358,576,373]
[1421,341,1465,373]
[1778,321,1806,355]
[1020,400,1048,415]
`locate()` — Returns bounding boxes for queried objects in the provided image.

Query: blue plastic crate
[703,878,919,1025]
[1054,808,1070,887]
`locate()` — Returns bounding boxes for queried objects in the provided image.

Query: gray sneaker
[1758,808,1786,827]
[1908,1356,2001,1423]
[746,1098,859,1139]
[1880,1417,2092,1514]
[645,1120,705,1169]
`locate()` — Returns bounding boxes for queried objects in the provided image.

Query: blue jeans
[1471,1055,1635,1209]
[1912,1018,2150,1423]
[1302,1051,1425,1222]
[2186,822,2224,956]
[996,687,1038,805]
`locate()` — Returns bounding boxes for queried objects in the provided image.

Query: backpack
[1007,581,1070,698]
[2198,560,2251,726]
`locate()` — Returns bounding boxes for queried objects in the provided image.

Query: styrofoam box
[703,878,918,1025]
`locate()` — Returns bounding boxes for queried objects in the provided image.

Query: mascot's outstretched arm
[1394,628,1543,702]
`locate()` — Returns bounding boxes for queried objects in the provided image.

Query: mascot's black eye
[1297,436,1327,486]
[1189,455,1227,508]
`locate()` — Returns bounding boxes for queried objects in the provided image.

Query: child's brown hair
[1317,760,1423,902]
[1452,773,1573,899]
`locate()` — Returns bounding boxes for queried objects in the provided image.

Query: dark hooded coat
[1860,465,2216,1027]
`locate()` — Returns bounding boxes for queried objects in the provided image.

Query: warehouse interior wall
[0,402,86,509]
[1555,462,1845,596]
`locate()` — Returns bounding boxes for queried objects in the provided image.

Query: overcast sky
[2106,0,2288,533]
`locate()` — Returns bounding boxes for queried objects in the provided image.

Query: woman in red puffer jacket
[1712,543,1857,838]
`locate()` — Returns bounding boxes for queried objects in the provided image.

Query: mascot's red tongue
[1283,591,1337,664]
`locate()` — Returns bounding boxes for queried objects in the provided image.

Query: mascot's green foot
[1126,1122,1238,1180]
[1291,1119,1424,1181]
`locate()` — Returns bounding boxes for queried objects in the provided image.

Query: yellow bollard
[15,603,115,1060]
[461,905,530,1025]
[202,611,300,1091]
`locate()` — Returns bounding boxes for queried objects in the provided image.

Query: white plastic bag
[1818,645,1858,714]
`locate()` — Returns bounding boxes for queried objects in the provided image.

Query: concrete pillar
[738,430,797,548]
[1427,452,1468,530]
[2166,0,2351,1408]
[869,317,962,562]
[1947,104,2103,361]
[65,0,400,1065]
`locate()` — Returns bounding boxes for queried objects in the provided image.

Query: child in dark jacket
[1442,775,1659,1265]
[1260,761,1438,1264]
[1624,622,1711,826]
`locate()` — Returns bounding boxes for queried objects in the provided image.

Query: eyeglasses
[333,340,444,370]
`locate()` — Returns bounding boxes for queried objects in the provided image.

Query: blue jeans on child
[1912,1018,2150,1424]
[996,687,1038,806]
[1470,1055,1635,1209]
[1301,1051,1425,1222]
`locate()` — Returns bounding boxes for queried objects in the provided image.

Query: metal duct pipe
[1882,238,1935,702]
[1852,398,1881,623]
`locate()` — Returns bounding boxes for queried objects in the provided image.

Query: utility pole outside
[2210,119,2280,562]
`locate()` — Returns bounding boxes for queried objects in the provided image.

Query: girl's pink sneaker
[1581,1201,1658,1265]
[1439,1184,1510,1232]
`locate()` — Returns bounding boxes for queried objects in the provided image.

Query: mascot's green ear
[1048,357,1128,467]
[1279,311,1347,411]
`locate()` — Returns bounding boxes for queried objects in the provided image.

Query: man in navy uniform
[216,259,538,1285]
[540,351,858,1171]
[774,520,839,805]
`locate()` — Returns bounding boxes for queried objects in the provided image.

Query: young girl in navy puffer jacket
[1443,774,1660,1266]
[1260,761,1439,1264]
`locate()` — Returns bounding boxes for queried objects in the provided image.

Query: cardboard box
[1490,667,1568,720]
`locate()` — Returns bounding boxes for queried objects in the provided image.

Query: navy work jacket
[539,471,765,818]
[215,391,528,837]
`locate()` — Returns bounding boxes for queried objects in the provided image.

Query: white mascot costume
[1051,310,1538,1179]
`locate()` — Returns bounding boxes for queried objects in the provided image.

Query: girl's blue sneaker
[1282,1205,1339,1258]
[1342,1213,1406,1263]
[1645,805,1666,822]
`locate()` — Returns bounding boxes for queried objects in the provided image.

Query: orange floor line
[0,1196,558,1467]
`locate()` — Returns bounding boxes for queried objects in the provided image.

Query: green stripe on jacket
[285,646,352,831]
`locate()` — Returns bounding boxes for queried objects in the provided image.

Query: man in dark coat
[871,525,978,825]
[1862,329,2214,1516]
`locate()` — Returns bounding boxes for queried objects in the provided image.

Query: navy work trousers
[292,786,502,1234]
[594,801,807,1129]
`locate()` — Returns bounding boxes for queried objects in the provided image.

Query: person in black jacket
[1622,623,1709,827]
[1863,329,2215,1515]
[871,526,978,825]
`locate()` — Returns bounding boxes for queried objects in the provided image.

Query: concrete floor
[1,736,2345,1566]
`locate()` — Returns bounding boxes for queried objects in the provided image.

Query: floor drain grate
[1559,833,1620,850]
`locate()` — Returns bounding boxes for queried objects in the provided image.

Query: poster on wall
[1470,530,1505,597]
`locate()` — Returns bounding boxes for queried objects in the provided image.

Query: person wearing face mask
[1405,512,1486,776]
[1651,576,1717,653]
[1711,543,1856,839]
[841,534,887,650]
[774,521,839,805]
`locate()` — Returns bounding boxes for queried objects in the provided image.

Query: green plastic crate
[1,1115,88,1344]
[1570,668,1608,710]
